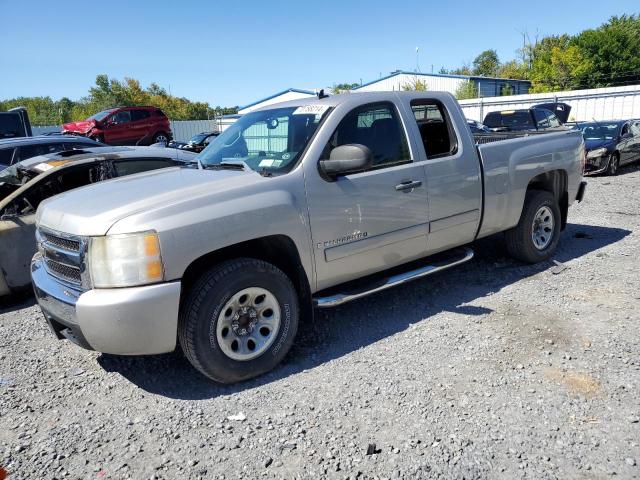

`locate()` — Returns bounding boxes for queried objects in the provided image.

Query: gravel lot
[1,166,640,480]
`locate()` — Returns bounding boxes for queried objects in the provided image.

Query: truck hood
[36,167,262,236]
[62,120,95,134]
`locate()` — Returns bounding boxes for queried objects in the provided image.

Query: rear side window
[0,115,23,138]
[411,100,458,159]
[155,109,167,117]
[321,101,410,169]
[131,109,151,121]
[112,158,175,176]
[18,142,65,161]
[0,148,14,165]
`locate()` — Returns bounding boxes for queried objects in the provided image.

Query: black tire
[152,132,169,145]
[504,190,561,264]
[92,134,105,144]
[605,152,619,176]
[178,258,299,383]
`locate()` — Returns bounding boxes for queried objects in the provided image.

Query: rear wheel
[178,258,299,383]
[152,132,169,145]
[605,152,619,176]
[505,190,561,263]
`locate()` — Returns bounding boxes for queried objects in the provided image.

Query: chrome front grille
[41,232,81,252]
[44,258,82,283]
[37,228,87,288]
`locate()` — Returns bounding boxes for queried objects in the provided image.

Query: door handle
[395,180,422,191]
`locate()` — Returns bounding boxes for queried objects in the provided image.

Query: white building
[238,88,317,114]
[354,70,530,97]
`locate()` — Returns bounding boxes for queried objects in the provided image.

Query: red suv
[62,106,172,145]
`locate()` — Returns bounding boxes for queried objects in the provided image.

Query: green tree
[529,35,591,92]
[473,50,500,77]
[572,14,640,88]
[455,80,478,100]
[331,82,359,94]
[402,77,428,91]
[497,60,529,80]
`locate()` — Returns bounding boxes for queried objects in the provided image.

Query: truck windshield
[197,106,330,174]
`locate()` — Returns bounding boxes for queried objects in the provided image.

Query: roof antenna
[316,89,329,99]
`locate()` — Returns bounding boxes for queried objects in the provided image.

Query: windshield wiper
[202,162,246,171]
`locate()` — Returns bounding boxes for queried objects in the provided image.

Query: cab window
[321,102,410,169]
[410,100,458,159]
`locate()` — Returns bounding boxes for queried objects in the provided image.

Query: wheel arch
[180,234,313,322]
[525,169,568,230]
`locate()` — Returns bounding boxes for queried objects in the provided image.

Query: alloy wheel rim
[216,287,281,361]
[531,206,554,250]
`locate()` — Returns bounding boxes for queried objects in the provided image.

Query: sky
[2,0,638,108]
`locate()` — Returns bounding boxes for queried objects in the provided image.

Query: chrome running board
[313,247,474,308]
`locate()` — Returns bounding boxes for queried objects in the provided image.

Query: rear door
[631,122,640,162]
[130,109,153,144]
[619,122,633,164]
[408,98,482,252]
[303,100,429,290]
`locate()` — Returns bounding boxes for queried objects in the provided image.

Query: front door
[105,110,133,144]
[303,100,429,291]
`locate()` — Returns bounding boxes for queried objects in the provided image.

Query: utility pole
[415,47,420,73]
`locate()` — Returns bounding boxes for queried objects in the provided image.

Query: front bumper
[31,254,181,355]
[584,154,610,175]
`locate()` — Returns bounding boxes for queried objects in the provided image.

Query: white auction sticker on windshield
[33,163,54,172]
[292,105,330,116]
[259,159,275,167]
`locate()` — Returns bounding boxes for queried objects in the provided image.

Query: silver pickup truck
[31,92,586,383]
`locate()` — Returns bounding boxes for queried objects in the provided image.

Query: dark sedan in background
[0,146,196,297]
[574,120,640,175]
[168,131,220,153]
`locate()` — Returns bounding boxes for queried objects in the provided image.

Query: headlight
[88,231,164,288]
[587,147,608,159]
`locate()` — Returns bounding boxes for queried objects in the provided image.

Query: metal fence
[459,84,640,123]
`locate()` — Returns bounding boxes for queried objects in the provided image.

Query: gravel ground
[1,166,640,480]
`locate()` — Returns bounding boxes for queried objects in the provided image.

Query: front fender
[107,176,314,290]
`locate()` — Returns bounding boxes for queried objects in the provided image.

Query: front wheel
[505,190,561,264]
[605,152,619,176]
[178,258,299,383]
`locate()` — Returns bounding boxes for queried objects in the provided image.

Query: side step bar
[313,247,474,308]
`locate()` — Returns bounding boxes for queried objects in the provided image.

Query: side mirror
[319,144,373,179]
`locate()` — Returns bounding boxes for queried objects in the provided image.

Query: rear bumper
[32,254,181,355]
